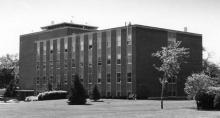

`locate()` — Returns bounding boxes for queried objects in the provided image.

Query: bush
[195,90,215,110]
[25,96,38,102]
[91,85,100,101]
[37,91,67,100]
[68,75,87,105]
[184,73,216,99]
[214,94,220,109]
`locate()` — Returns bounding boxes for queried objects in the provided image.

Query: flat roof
[132,24,202,36]
[41,22,98,30]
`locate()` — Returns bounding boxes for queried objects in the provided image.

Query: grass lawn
[0,99,220,118]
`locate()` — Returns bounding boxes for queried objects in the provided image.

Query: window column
[116,29,122,97]
[106,30,111,97]
[126,26,132,96]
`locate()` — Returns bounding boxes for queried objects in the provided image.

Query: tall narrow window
[36,42,40,62]
[107,73,111,83]
[97,32,102,49]
[98,73,101,83]
[107,55,111,64]
[107,31,111,48]
[57,39,60,61]
[64,38,68,52]
[117,54,121,65]
[127,72,132,82]
[98,57,102,65]
[117,73,121,82]
[80,35,84,51]
[116,29,121,47]
[88,36,93,50]
[168,32,176,46]
[43,41,46,62]
[127,26,132,45]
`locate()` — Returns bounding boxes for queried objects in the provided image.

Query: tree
[0,54,19,88]
[68,74,87,105]
[202,48,220,78]
[152,41,189,109]
[4,79,18,97]
[202,59,220,78]
[91,85,101,101]
[184,72,217,99]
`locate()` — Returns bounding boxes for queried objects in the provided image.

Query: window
[117,54,121,65]
[107,73,111,83]
[98,78,101,83]
[57,39,60,61]
[50,76,53,81]
[117,92,121,97]
[89,38,93,50]
[107,55,111,64]
[116,29,121,47]
[107,92,111,97]
[72,37,76,52]
[80,62,84,67]
[88,73,92,83]
[98,73,101,83]
[36,65,39,70]
[127,72,132,82]
[71,74,75,83]
[97,32,102,49]
[64,38,68,52]
[127,40,132,45]
[107,31,111,48]
[72,59,76,67]
[127,27,132,45]
[36,42,40,61]
[80,39,84,51]
[117,73,121,82]
[36,77,40,84]
[98,57,102,65]
[168,32,176,46]
[127,55,132,64]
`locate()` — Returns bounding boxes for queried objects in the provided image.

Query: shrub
[195,90,215,110]
[91,85,100,101]
[213,94,220,109]
[68,75,87,105]
[25,96,38,102]
[184,73,216,99]
[37,91,67,100]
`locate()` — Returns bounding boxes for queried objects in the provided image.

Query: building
[19,22,202,99]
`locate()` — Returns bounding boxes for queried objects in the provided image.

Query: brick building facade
[19,22,202,99]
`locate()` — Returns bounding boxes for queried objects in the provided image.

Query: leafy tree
[152,41,189,109]
[202,59,220,78]
[68,74,87,105]
[184,72,217,99]
[91,85,100,101]
[0,54,19,88]
[4,79,18,97]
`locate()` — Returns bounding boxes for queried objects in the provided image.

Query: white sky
[0,0,220,64]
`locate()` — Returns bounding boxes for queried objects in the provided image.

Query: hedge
[37,91,67,101]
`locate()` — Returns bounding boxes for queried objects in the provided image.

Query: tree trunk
[161,82,165,109]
